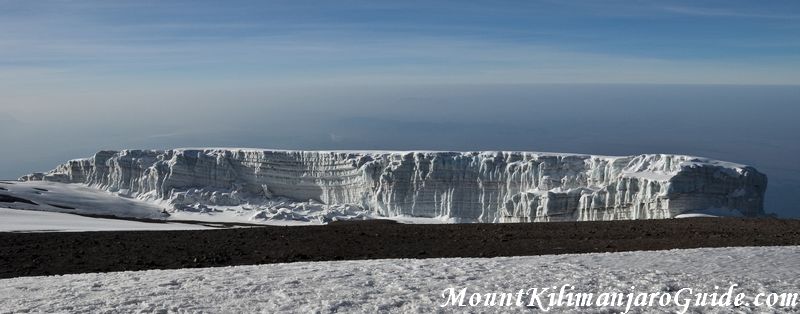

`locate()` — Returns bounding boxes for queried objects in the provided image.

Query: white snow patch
[0,181,166,219]
[0,208,212,232]
[675,207,745,218]
[1,246,797,313]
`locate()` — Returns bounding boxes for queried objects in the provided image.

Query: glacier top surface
[69,147,752,170]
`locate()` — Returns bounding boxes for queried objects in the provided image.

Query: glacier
[15,148,767,223]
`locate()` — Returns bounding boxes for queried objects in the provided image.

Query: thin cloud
[0,113,19,123]
[660,6,800,19]
[0,1,798,87]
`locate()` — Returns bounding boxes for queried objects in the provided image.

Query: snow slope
[0,180,166,219]
[15,148,767,223]
[0,208,212,232]
[1,246,796,313]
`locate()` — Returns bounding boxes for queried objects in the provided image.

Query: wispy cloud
[0,113,19,123]
[0,0,798,91]
[659,6,800,19]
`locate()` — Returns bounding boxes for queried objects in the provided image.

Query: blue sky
[1,0,799,93]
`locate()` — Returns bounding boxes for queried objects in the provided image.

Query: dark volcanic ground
[1,217,799,279]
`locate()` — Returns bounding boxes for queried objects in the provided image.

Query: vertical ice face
[20,149,767,222]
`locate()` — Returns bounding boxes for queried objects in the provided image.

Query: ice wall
[20,149,767,222]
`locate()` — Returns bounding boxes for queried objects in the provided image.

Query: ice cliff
[20,149,767,222]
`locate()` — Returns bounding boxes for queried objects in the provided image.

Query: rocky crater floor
[1,217,798,278]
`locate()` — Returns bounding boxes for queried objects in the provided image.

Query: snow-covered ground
[0,208,212,232]
[0,180,167,219]
[1,246,797,313]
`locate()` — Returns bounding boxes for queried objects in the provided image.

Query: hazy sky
[1,1,798,216]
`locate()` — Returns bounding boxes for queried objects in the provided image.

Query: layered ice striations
[20,149,767,222]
